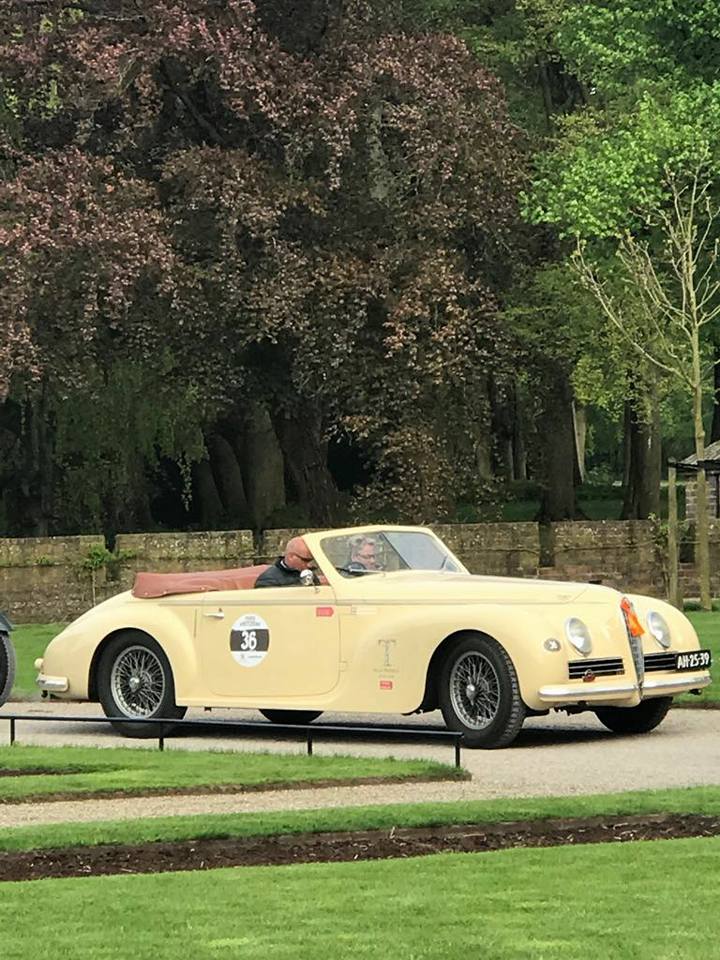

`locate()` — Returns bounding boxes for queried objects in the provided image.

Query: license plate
[675,649,712,671]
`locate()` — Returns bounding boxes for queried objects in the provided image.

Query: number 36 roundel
[230,613,270,668]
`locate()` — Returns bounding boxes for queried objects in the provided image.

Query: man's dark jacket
[255,558,302,588]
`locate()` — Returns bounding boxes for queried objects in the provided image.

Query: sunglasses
[294,552,314,563]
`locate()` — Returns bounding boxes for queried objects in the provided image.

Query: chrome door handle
[203,610,225,619]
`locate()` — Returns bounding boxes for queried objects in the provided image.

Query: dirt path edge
[3,813,718,882]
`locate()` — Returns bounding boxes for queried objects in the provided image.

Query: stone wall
[539,521,664,595]
[684,476,720,521]
[0,535,109,623]
[114,531,255,591]
[0,520,716,623]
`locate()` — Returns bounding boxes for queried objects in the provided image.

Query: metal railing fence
[1,712,463,768]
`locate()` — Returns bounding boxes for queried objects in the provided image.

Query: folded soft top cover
[132,564,270,599]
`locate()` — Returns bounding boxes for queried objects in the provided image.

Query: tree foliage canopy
[0,0,523,531]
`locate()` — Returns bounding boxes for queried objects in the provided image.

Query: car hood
[343,571,620,605]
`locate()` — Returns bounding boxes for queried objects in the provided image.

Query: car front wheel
[438,634,525,748]
[97,631,186,738]
[594,696,672,735]
[0,630,16,707]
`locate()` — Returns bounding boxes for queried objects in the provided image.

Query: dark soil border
[0,770,468,805]
[2,813,718,882]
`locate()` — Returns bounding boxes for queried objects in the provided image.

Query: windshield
[320,530,465,576]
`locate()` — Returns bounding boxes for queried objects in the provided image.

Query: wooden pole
[668,464,680,609]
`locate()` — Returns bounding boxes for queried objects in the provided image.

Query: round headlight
[565,618,592,655]
[647,610,671,648]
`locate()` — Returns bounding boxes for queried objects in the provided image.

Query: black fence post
[0,713,462,762]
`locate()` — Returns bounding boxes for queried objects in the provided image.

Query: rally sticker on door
[230,613,270,668]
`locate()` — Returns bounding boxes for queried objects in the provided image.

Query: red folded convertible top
[132,564,270,599]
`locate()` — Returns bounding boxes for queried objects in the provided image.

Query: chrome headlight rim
[565,617,592,655]
[647,610,671,649]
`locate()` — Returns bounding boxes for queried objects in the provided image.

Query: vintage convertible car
[35,525,712,748]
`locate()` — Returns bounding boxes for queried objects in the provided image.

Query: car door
[196,584,340,699]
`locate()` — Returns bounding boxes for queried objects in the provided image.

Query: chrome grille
[620,599,645,683]
[644,652,677,673]
[568,657,624,679]
[628,635,645,682]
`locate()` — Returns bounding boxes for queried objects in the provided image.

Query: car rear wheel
[438,634,525,748]
[259,710,323,725]
[0,630,16,707]
[594,696,672,735]
[97,631,186,738]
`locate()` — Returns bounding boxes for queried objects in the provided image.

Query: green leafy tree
[0,0,523,531]
[529,3,720,606]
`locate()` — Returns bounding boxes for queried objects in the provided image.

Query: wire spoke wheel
[110,644,166,718]
[449,651,500,730]
[439,634,525,748]
[98,631,186,738]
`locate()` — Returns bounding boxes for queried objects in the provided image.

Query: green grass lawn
[2,837,718,959]
[0,744,459,803]
[8,621,64,698]
[2,783,720,854]
[680,611,720,703]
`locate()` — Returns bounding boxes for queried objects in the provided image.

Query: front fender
[40,598,198,702]
[342,603,562,714]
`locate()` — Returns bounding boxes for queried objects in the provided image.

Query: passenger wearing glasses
[255,536,318,588]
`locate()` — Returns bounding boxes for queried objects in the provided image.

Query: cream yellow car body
[36,525,711,747]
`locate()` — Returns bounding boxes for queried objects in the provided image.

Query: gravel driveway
[1,701,719,828]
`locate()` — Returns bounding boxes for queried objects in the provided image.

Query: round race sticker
[230,613,270,668]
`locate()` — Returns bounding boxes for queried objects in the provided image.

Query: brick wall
[0,520,715,623]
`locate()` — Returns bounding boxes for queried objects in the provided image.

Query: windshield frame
[308,526,467,585]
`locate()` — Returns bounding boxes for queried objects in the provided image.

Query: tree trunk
[14,389,54,536]
[621,394,661,520]
[237,403,286,529]
[490,378,514,481]
[572,401,587,485]
[692,334,712,610]
[512,382,527,481]
[537,369,577,521]
[273,405,341,525]
[468,375,492,479]
[192,458,224,530]
[207,434,250,526]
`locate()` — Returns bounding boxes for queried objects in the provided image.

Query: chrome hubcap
[110,646,165,718]
[449,651,500,730]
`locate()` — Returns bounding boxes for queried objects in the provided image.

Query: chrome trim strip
[538,682,638,701]
[36,673,69,693]
[642,674,711,692]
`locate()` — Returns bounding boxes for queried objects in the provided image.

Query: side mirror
[299,569,315,587]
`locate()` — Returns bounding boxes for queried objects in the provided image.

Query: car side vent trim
[644,653,678,672]
[568,657,624,679]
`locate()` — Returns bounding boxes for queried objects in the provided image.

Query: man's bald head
[283,536,314,571]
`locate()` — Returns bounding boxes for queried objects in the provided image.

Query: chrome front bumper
[538,673,711,704]
[36,673,69,693]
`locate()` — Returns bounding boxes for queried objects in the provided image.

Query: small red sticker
[379,679,393,690]
[316,606,334,617]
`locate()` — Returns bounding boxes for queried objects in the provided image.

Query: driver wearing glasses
[347,535,381,572]
[255,536,319,588]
